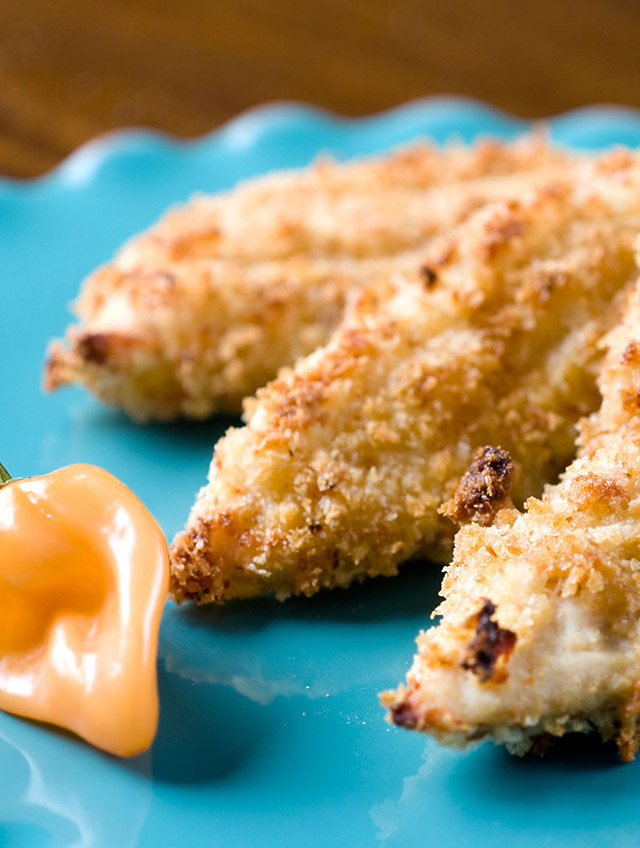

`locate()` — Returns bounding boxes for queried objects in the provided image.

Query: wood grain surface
[1,0,639,177]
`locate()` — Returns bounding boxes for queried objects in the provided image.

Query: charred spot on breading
[461,599,517,683]
[441,446,514,527]
[77,332,113,365]
[420,265,438,288]
[389,700,419,729]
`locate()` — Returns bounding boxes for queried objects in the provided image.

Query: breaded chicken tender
[383,275,640,761]
[45,137,576,420]
[170,151,640,603]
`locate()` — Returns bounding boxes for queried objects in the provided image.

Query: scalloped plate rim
[4,95,640,192]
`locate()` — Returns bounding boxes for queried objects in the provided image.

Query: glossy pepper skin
[0,464,169,757]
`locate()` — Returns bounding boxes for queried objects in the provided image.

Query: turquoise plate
[3,97,640,848]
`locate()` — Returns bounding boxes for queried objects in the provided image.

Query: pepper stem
[0,461,11,485]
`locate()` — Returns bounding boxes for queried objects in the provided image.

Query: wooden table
[1,0,639,177]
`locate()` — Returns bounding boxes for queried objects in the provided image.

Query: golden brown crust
[385,277,640,760]
[45,136,579,420]
[170,155,640,604]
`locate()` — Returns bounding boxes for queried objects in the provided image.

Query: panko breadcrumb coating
[170,151,640,604]
[383,274,640,761]
[45,136,577,420]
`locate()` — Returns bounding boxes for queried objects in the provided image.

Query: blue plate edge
[4,96,640,195]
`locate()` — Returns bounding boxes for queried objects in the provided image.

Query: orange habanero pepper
[0,462,169,757]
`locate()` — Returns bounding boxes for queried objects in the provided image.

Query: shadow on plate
[510,732,621,770]
[446,734,640,828]
[168,558,445,633]
[75,404,237,450]
[125,659,278,787]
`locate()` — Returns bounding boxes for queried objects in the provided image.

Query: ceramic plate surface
[3,97,640,848]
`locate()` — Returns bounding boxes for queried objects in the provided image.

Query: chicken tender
[45,253,421,420]
[45,137,576,420]
[383,274,640,761]
[170,152,640,603]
